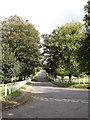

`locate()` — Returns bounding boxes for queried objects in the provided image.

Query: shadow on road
[31,70,88,101]
[2,71,88,118]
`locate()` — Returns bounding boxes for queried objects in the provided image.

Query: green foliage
[42,21,85,78]
[58,21,85,77]
[0,21,4,83]
[84,0,90,29]
[2,44,20,78]
[77,0,90,75]
[1,15,41,83]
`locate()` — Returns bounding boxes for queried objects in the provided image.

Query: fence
[47,74,89,85]
[0,71,41,97]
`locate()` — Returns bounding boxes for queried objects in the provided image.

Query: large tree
[78,0,90,75]
[57,21,85,81]
[0,21,3,83]
[1,15,41,82]
[42,21,85,81]
[42,33,60,78]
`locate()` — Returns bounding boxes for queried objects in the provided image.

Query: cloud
[0,0,87,34]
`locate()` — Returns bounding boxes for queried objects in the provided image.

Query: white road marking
[8,113,14,116]
[33,96,88,104]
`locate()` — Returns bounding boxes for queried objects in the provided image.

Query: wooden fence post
[5,84,7,96]
[9,83,11,94]
[14,82,16,92]
[83,78,85,85]
[12,83,14,93]
[29,78,31,82]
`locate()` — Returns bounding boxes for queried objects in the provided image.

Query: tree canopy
[42,21,85,80]
[1,15,42,83]
[77,0,90,75]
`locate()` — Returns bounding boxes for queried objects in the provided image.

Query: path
[2,70,88,118]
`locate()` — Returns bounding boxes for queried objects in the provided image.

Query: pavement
[2,70,89,118]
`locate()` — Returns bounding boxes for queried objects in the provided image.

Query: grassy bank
[46,74,90,89]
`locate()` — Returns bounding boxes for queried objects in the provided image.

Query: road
[2,70,88,118]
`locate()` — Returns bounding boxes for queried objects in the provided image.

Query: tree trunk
[69,75,71,83]
[19,74,22,81]
[61,74,64,81]
[54,74,57,79]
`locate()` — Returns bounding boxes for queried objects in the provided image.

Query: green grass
[0,83,30,102]
[57,75,89,84]
[46,74,90,89]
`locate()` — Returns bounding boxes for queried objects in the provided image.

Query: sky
[0,0,87,35]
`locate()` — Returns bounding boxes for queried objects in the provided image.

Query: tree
[57,21,85,81]
[0,25,3,83]
[1,15,41,82]
[78,0,90,75]
[42,33,59,78]
[42,21,85,81]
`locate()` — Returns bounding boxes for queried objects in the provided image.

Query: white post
[5,84,7,96]
[83,78,85,85]
[12,83,14,93]
[9,83,11,94]
[79,78,80,85]
[16,82,18,90]
[14,82,16,92]
[18,82,20,89]
[29,78,30,82]
[19,82,20,89]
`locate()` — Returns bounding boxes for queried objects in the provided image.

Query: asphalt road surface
[2,70,88,118]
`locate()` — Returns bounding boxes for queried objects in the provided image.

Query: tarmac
[2,71,88,118]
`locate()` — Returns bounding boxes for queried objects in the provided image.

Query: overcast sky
[0,0,87,35]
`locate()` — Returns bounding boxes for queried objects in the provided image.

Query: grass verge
[46,74,90,89]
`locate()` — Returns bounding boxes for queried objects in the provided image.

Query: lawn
[46,74,90,89]
[57,75,89,84]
